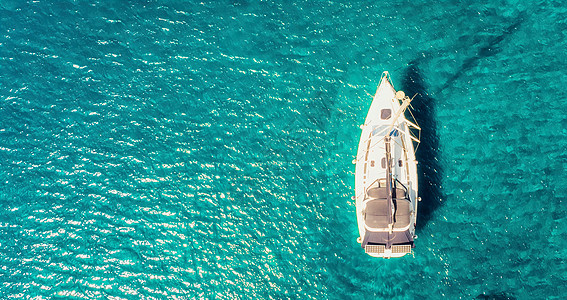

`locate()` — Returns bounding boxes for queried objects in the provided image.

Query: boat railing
[354,119,420,162]
[354,90,421,163]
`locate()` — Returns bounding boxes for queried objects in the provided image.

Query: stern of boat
[365,244,413,258]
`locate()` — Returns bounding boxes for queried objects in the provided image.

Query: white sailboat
[354,71,421,258]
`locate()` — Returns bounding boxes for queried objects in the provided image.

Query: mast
[385,136,394,234]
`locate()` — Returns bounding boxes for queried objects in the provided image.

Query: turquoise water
[1,1,566,299]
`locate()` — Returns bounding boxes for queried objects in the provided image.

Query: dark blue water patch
[441,11,526,91]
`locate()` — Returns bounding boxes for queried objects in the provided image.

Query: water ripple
[1,0,566,299]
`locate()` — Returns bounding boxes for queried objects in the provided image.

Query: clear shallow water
[1,1,566,299]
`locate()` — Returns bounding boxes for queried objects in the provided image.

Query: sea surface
[1,1,566,299]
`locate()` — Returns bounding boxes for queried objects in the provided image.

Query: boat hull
[354,72,419,258]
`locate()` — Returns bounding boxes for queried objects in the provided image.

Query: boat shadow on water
[401,60,443,230]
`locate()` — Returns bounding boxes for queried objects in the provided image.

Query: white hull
[354,72,420,258]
